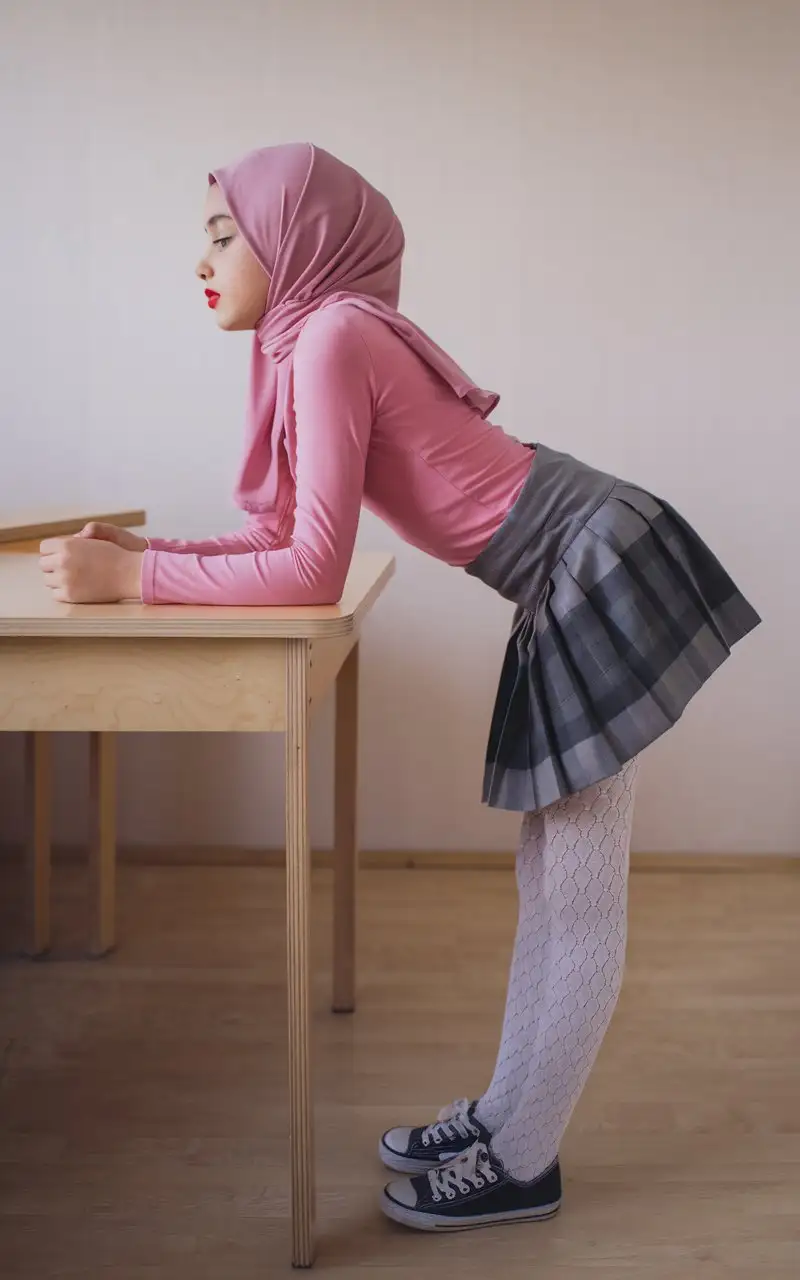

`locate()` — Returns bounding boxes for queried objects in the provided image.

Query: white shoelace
[420,1098,480,1149]
[427,1142,498,1202]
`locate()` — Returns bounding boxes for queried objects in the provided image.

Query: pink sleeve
[141,310,376,606]
[145,510,289,557]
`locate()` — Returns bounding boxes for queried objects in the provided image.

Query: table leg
[333,642,359,1014]
[24,732,52,957]
[285,639,315,1268]
[89,731,116,957]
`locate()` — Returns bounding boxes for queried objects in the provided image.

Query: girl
[39,144,759,1233]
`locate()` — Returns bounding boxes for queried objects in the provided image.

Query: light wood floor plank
[0,865,797,1277]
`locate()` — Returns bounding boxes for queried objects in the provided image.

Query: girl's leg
[473,804,554,1134]
[489,758,639,1180]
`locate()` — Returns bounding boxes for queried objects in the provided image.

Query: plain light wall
[0,0,796,854]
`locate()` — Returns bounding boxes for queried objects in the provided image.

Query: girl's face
[195,183,271,331]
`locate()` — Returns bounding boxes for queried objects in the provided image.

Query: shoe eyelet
[446,1190,456,1201]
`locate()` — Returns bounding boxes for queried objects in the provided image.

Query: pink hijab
[211,143,499,516]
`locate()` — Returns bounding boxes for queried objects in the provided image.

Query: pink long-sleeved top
[142,303,534,606]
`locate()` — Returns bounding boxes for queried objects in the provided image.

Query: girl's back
[296,301,534,566]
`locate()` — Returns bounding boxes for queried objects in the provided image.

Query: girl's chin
[215,308,254,332]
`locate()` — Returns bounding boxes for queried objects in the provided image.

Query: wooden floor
[0,862,798,1278]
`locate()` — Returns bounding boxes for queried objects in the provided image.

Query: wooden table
[0,547,394,1268]
[0,507,147,958]
[0,506,147,552]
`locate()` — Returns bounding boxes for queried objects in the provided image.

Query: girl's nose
[196,256,212,281]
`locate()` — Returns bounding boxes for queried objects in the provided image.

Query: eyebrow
[204,213,234,231]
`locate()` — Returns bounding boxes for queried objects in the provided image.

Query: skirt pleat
[482,482,760,813]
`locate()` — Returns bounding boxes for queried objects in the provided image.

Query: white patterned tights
[475,760,639,1181]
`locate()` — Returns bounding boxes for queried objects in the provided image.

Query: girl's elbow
[297,551,348,605]
[303,570,347,605]
[261,565,347,607]
[244,548,348,606]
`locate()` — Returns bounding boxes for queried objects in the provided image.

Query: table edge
[0,554,395,640]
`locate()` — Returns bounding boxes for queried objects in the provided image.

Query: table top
[0,551,395,639]
[0,507,146,544]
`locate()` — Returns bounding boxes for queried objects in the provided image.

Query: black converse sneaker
[379,1098,491,1174]
[381,1141,562,1232]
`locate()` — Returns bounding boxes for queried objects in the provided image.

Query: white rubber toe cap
[381,1126,413,1155]
[385,1177,418,1209]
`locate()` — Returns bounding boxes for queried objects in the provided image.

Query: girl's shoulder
[298,299,402,358]
[295,303,420,402]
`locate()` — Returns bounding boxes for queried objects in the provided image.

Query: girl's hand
[39,537,144,603]
[78,521,148,552]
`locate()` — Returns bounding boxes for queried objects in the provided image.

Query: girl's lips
[205,289,220,309]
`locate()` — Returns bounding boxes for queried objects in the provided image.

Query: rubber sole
[381,1190,562,1232]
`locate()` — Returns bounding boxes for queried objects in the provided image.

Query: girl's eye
[213,236,232,250]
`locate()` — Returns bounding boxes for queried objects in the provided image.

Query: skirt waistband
[465,443,617,611]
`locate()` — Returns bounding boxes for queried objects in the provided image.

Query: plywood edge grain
[0,611,359,640]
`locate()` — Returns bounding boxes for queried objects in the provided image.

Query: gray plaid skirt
[465,443,761,813]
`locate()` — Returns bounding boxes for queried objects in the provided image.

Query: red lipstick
[205,289,220,309]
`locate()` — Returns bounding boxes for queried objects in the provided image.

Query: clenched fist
[39,536,144,604]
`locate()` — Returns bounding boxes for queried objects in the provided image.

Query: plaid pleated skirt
[465,443,761,813]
